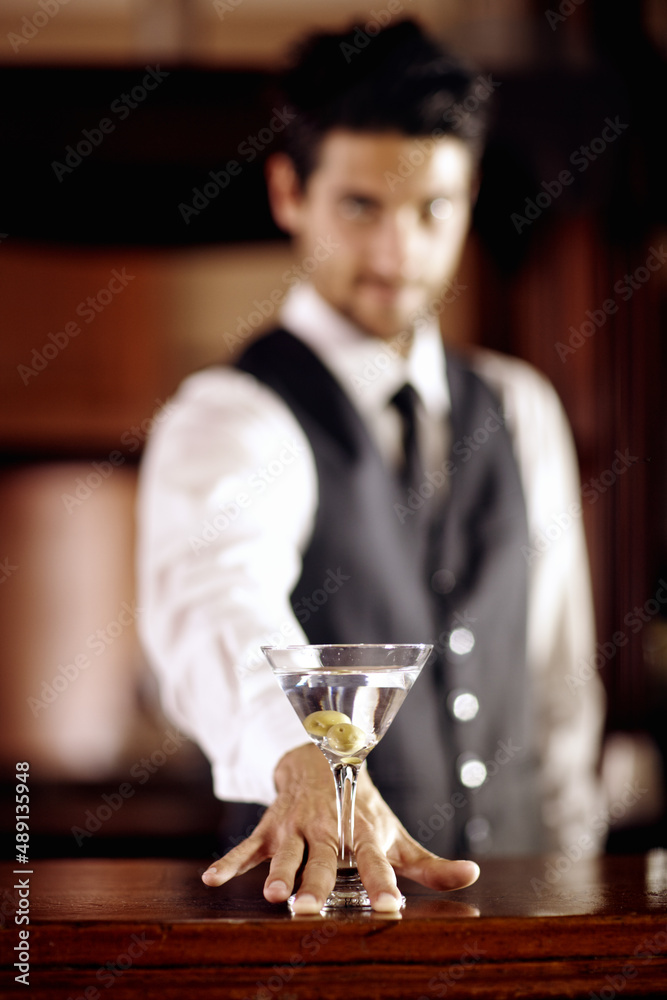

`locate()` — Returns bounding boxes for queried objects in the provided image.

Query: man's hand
[201,744,480,913]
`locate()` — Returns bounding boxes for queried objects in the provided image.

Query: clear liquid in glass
[277,666,420,766]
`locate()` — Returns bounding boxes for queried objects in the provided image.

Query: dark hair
[279,19,489,184]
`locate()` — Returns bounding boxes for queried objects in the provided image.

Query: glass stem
[332,763,359,869]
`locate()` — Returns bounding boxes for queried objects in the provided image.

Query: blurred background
[1,0,666,861]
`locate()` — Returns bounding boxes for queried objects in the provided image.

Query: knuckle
[306,815,337,841]
[306,856,335,874]
[356,842,389,869]
[353,813,377,837]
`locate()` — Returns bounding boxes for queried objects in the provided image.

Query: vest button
[457,754,487,789]
[465,816,491,848]
[448,690,479,722]
[449,626,475,655]
[431,569,456,594]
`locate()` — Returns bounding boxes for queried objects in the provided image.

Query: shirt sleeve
[136,367,318,804]
[472,350,606,853]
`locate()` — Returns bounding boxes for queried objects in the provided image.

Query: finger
[263,833,307,903]
[290,844,338,914]
[366,811,479,892]
[354,841,404,912]
[393,852,480,891]
[201,835,269,887]
[354,787,480,895]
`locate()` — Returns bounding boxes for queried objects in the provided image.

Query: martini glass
[261,643,432,913]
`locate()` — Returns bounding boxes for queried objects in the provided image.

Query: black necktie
[390,383,422,493]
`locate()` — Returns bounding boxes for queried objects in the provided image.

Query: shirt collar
[279,283,450,422]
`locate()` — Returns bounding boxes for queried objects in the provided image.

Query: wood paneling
[0,245,178,454]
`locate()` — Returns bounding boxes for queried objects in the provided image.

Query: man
[137,20,604,913]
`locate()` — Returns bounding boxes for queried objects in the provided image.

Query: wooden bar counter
[2,853,667,999]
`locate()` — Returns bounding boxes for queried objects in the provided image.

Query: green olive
[325,722,367,754]
[340,756,363,766]
[303,710,351,737]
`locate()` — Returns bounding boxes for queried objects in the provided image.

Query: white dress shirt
[137,282,605,852]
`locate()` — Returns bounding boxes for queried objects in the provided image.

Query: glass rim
[260,642,433,651]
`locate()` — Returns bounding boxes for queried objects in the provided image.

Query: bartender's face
[268,129,475,341]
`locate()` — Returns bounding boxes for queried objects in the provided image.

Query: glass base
[288,868,406,914]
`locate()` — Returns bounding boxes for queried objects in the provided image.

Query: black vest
[237,329,542,856]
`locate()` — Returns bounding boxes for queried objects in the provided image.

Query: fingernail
[374,892,402,912]
[201,868,220,885]
[291,893,320,915]
[266,880,289,899]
